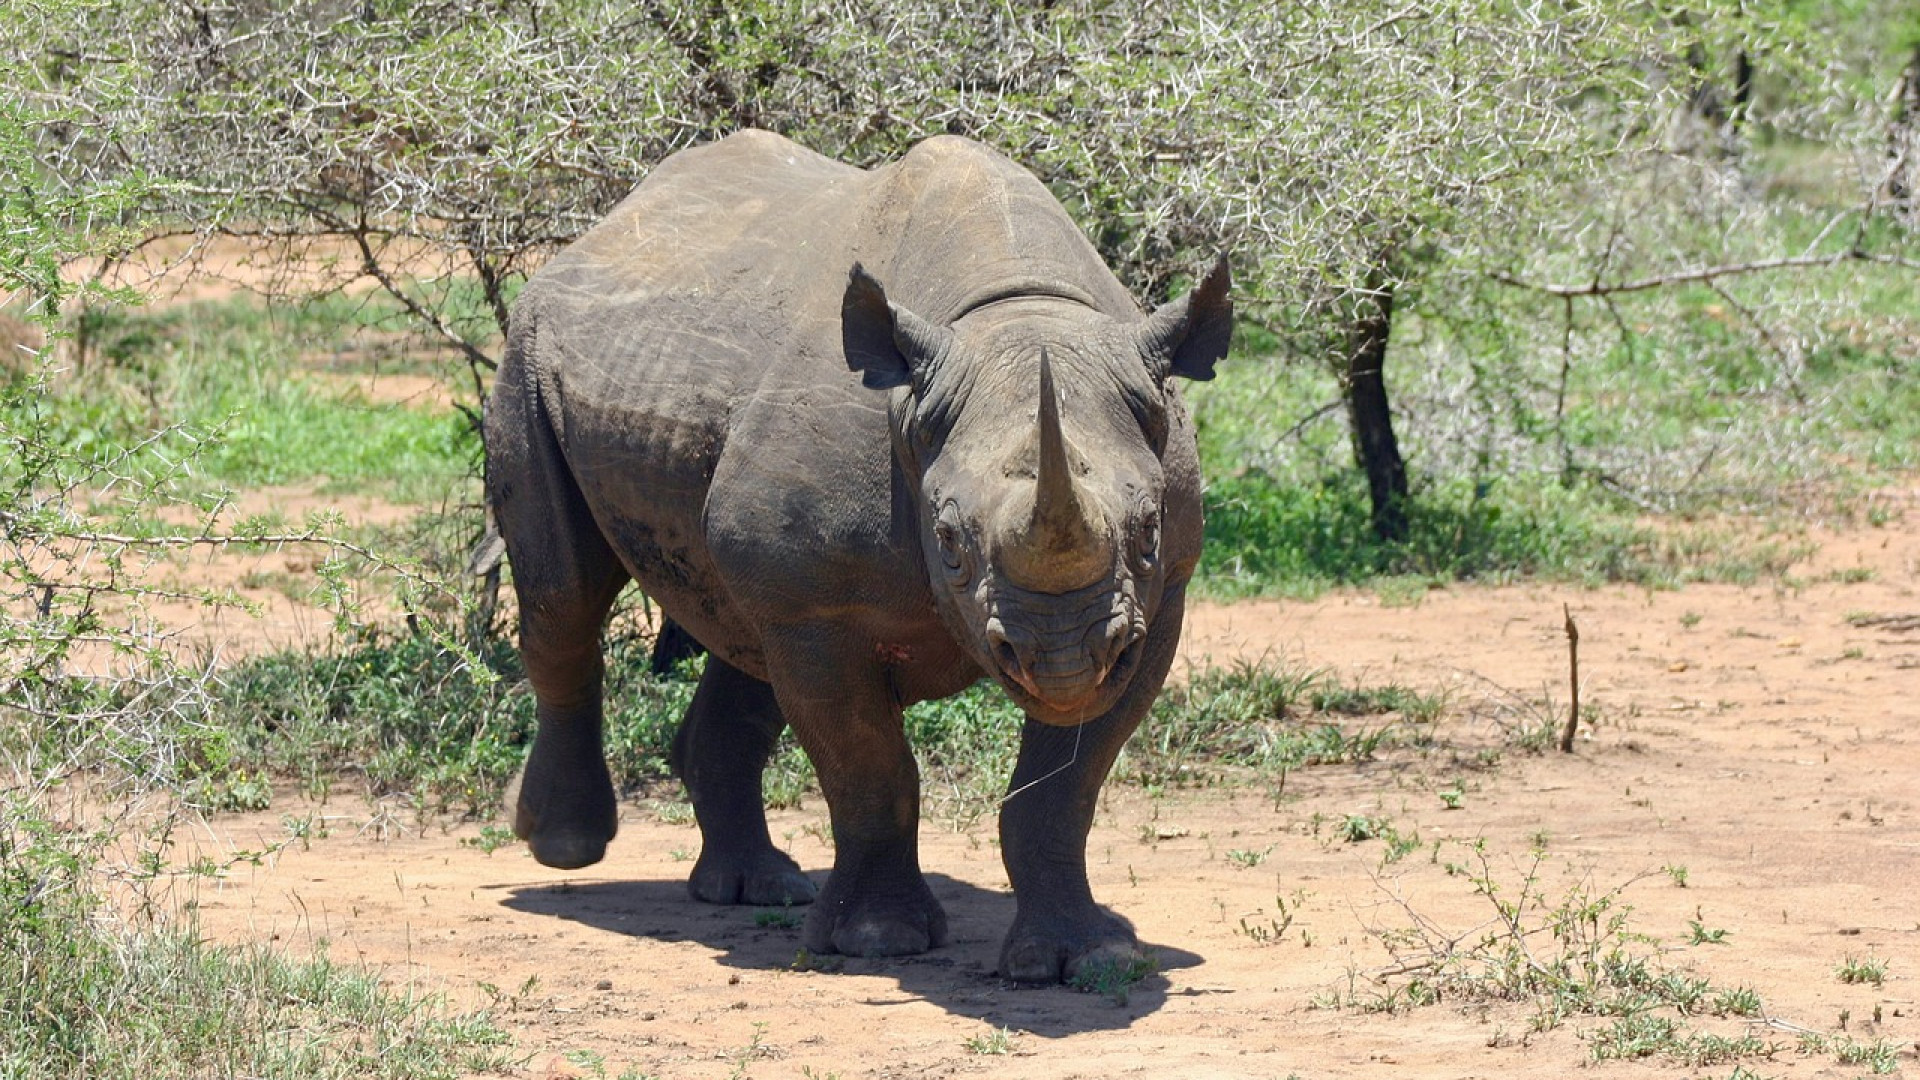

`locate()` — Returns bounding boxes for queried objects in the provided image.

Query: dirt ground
[157,479,1918,1080]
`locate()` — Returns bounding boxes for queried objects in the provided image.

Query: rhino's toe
[837,920,931,957]
[802,885,949,958]
[999,935,1069,984]
[999,909,1141,984]
[689,849,818,907]
[528,829,611,870]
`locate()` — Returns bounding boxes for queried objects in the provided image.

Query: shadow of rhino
[497,873,1202,1035]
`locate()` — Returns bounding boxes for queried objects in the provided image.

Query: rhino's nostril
[987,622,1025,681]
[1090,617,1141,684]
[994,639,1023,679]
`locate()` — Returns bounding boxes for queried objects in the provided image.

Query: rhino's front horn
[1009,349,1108,591]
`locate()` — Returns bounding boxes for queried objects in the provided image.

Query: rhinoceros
[486,129,1231,983]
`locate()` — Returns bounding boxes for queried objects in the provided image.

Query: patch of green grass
[1351,839,1892,1075]
[1196,472,1644,597]
[1798,1032,1900,1074]
[461,824,516,854]
[46,295,476,503]
[0,798,512,1078]
[1226,845,1272,868]
[1236,891,1306,946]
[1123,661,1431,790]
[1587,1015,1773,1067]
[1688,919,1731,945]
[200,630,689,814]
[197,634,1444,817]
[1196,470,1830,598]
[1338,813,1390,843]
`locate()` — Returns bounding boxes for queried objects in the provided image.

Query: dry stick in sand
[1559,604,1581,753]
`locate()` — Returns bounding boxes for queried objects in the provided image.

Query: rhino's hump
[532,130,1136,385]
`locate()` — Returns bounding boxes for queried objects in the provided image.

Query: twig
[0,510,451,602]
[1559,603,1580,753]
[346,219,499,373]
[1845,613,1920,632]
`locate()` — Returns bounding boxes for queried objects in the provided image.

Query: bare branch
[1490,248,1920,297]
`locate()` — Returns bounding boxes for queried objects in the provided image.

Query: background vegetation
[2,0,1917,1073]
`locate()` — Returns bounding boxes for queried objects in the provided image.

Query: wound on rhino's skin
[486,128,1232,982]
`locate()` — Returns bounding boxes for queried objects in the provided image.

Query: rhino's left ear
[1138,255,1233,382]
[842,263,951,391]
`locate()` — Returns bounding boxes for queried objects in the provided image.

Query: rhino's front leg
[996,594,1185,983]
[765,630,948,958]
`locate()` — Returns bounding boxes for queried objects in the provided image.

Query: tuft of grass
[1124,661,1432,789]
[206,630,694,815]
[1352,839,1784,1070]
[1798,1032,1900,1074]
[753,908,802,929]
[963,1026,1017,1055]
[1687,919,1731,945]
[1834,954,1888,987]
[1067,952,1159,1005]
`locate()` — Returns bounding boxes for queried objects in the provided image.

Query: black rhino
[487,129,1231,983]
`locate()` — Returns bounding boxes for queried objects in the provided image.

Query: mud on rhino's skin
[485,128,1233,982]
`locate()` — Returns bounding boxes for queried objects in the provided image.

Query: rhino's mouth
[982,591,1146,724]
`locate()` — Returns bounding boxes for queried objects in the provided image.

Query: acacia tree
[9,1,1663,539]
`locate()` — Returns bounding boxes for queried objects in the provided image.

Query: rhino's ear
[1138,255,1234,382]
[842,263,951,391]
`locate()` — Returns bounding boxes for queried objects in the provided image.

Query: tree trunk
[1730,49,1754,134]
[1890,44,1920,214]
[1344,280,1408,543]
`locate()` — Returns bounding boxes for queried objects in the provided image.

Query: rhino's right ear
[842,263,951,391]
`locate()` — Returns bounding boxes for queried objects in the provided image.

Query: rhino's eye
[1129,496,1161,574]
[933,501,972,583]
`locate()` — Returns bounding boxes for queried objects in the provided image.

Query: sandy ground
[157,481,1920,1080]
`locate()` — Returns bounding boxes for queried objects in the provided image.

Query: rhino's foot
[802,875,949,958]
[998,907,1142,985]
[689,847,818,907]
[509,760,618,870]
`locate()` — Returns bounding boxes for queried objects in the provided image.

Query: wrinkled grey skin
[487,130,1232,983]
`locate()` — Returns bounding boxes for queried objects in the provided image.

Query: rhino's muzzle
[986,612,1145,722]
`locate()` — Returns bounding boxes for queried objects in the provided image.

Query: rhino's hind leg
[508,541,629,870]
[672,658,817,906]
[491,341,631,871]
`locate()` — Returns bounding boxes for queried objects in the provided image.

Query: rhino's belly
[573,464,769,679]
